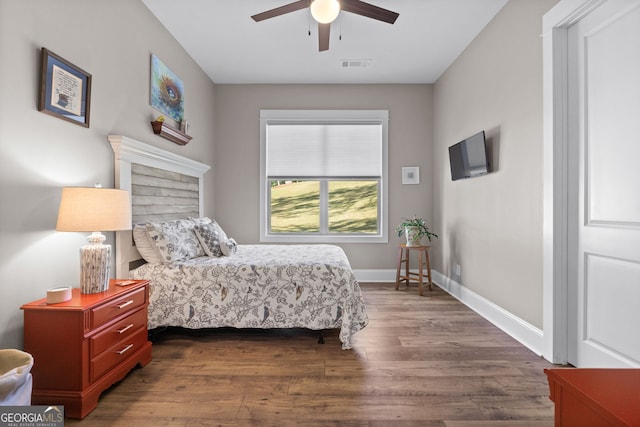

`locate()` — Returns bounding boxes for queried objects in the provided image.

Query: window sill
[260,234,388,244]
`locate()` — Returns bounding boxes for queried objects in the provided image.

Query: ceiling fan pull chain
[308,10,312,36]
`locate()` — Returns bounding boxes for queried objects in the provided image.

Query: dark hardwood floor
[67,283,555,426]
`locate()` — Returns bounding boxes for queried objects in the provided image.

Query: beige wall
[433,0,558,328]
[0,0,216,349]
[213,84,433,269]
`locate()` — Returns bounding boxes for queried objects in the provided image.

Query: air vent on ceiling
[341,59,372,68]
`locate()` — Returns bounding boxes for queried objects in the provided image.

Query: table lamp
[56,186,132,294]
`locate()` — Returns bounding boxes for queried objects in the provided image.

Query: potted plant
[396,216,438,246]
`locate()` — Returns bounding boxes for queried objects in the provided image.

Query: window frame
[260,109,389,243]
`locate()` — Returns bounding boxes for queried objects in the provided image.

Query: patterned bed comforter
[130,244,368,349]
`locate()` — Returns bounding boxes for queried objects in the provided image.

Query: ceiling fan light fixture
[310,0,340,24]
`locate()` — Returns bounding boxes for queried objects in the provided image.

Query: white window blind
[260,109,389,243]
[266,123,382,177]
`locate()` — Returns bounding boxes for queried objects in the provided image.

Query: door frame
[542,0,607,365]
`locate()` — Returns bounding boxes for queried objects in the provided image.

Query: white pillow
[146,219,205,264]
[132,224,163,264]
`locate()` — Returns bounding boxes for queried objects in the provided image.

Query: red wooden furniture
[545,368,640,426]
[21,280,152,419]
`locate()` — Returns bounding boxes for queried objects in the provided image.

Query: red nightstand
[545,368,640,426]
[21,279,152,419]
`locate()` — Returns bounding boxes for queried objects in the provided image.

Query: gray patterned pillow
[220,238,238,256]
[194,222,227,257]
[189,216,213,227]
[145,219,205,264]
[190,217,228,239]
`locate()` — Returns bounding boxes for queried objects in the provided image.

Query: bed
[108,135,368,349]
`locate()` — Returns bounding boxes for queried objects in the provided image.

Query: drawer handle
[116,324,134,334]
[117,300,134,309]
[116,344,134,355]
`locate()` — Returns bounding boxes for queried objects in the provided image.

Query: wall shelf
[150,121,192,145]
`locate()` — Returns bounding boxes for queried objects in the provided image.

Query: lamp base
[80,236,111,294]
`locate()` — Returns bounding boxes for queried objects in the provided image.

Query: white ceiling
[142,0,508,84]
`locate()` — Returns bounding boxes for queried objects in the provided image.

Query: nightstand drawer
[90,308,147,357]
[91,287,146,329]
[90,327,147,382]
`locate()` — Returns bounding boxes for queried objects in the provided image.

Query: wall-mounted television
[448,131,489,181]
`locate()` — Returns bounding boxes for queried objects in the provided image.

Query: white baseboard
[353,268,544,356]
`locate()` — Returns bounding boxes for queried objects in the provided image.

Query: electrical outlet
[454,264,461,276]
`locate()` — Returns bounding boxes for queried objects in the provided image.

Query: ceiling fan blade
[251,0,309,22]
[340,0,399,24]
[318,23,330,51]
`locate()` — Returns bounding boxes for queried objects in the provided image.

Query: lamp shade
[56,187,132,232]
[310,0,340,24]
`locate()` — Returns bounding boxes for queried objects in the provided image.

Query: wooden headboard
[108,135,211,277]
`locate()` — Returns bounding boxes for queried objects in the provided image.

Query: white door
[567,0,640,367]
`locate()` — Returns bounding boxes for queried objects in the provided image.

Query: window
[260,110,388,243]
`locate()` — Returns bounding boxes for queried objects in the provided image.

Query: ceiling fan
[251,0,399,52]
